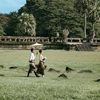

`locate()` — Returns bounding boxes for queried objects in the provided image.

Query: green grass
[0,50,100,100]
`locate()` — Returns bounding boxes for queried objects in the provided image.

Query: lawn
[0,50,100,100]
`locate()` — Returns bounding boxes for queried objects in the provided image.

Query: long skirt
[37,62,45,75]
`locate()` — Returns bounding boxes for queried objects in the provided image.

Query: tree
[0,13,9,34]
[0,24,6,36]
[94,22,100,37]
[5,12,19,36]
[88,0,100,31]
[16,12,36,36]
[74,0,92,38]
[19,0,85,38]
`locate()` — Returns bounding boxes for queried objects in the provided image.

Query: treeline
[0,0,100,38]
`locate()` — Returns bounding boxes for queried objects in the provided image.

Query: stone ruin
[63,29,69,43]
[90,30,95,43]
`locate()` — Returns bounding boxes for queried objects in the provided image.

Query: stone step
[76,44,94,51]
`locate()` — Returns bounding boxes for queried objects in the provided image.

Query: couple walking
[27,48,46,77]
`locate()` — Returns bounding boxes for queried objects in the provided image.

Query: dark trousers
[27,64,37,77]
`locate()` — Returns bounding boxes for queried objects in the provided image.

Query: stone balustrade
[0,36,100,44]
[51,37,100,44]
[0,36,50,44]
[51,37,83,43]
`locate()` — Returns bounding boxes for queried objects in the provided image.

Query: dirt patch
[9,66,18,69]
[59,74,68,79]
[0,74,4,76]
[0,65,4,68]
[78,70,93,73]
[48,68,60,73]
[66,67,74,73]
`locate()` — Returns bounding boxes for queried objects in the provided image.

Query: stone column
[71,38,72,42]
[31,39,33,42]
[15,39,17,42]
[19,39,21,42]
[9,38,12,42]
[47,38,49,43]
[42,39,44,42]
[34,39,37,42]
[95,39,97,43]
[5,38,7,41]
[66,38,68,42]
[38,39,40,42]
[79,39,81,43]
[51,37,54,42]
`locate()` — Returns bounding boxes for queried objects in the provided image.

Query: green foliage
[0,13,9,34]
[87,0,100,30]
[0,24,6,36]
[15,12,36,36]
[18,0,86,37]
[94,22,100,37]
[74,0,100,37]
[74,0,91,14]
[0,0,100,37]
[0,50,100,100]
[5,12,19,36]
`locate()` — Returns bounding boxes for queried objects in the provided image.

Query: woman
[37,50,46,77]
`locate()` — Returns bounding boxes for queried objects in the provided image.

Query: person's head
[39,50,43,54]
[31,48,35,53]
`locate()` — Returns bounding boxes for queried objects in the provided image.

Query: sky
[0,0,26,14]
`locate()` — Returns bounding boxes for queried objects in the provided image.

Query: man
[27,48,39,77]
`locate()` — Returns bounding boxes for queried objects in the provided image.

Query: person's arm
[39,55,43,62]
[34,52,38,61]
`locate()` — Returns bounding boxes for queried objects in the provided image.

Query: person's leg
[27,70,31,77]
[32,63,40,77]
[42,75,44,77]
[27,64,33,77]
[33,69,40,77]
[42,69,44,77]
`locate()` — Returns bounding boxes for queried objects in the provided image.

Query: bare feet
[42,75,44,77]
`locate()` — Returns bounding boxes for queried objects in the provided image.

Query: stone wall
[0,36,100,50]
[0,36,50,44]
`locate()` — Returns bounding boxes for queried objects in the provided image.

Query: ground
[0,50,100,100]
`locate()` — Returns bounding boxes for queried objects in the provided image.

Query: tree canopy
[0,24,6,36]
[0,0,100,38]
[15,12,36,36]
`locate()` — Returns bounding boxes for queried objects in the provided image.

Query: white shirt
[29,53,36,65]
[40,54,43,62]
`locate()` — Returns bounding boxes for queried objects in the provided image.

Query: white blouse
[40,54,43,62]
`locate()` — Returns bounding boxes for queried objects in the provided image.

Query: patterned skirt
[37,62,45,75]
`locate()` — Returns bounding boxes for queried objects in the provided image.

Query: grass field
[0,50,100,100]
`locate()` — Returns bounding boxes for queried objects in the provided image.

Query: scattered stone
[48,68,60,73]
[59,74,68,79]
[95,79,100,82]
[66,67,74,73]
[9,66,18,69]
[0,65,4,68]
[78,70,93,73]
[0,74,4,76]
[44,65,47,69]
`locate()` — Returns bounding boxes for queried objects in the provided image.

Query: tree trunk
[84,13,86,38]
[92,23,94,31]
